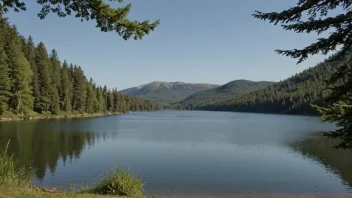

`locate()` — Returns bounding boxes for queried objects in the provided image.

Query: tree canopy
[0,0,159,40]
[253,0,352,149]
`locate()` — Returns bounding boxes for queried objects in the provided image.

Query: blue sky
[5,0,329,90]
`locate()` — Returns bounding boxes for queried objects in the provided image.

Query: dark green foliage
[106,91,114,112]
[178,80,274,109]
[35,42,52,113]
[0,18,11,114]
[0,16,163,116]
[95,87,105,113]
[312,54,352,149]
[85,79,96,114]
[4,25,33,114]
[24,36,40,112]
[253,0,352,148]
[112,88,119,112]
[60,61,72,112]
[0,0,159,40]
[72,66,86,113]
[0,53,10,114]
[49,49,61,114]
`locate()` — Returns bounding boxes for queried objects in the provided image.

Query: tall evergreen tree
[85,78,97,114]
[49,49,61,114]
[119,95,128,113]
[5,26,33,114]
[103,85,108,111]
[112,88,119,112]
[72,66,86,113]
[60,60,72,112]
[35,42,52,113]
[95,86,105,113]
[0,17,11,114]
[25,36,40,112]
[106,90,114,112]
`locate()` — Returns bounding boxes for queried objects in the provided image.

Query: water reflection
[0,112,350,194]
[0,120,110,180]
[291,134,352,189]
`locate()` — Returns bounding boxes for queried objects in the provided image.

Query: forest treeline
[176,52,349,115]
[0,17,163,116]
[176,80,274,109]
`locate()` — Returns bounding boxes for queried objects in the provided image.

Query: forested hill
[193,53,347,115]
[120,81,219,104]
[0,17,163,116]
[176,80,274,109]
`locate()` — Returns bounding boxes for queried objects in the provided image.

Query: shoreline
[4,186,352,198]
[151,195,352,198]
[0,112,124,122]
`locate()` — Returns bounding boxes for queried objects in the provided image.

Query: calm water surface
[0,111,351,195]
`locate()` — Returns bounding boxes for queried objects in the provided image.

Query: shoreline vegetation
[0,111,125,122]
[0,144,145,198]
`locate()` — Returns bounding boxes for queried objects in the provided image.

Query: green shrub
[0,154,32,187]
[87,166,144,197]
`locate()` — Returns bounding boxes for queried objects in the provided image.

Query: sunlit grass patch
[85,166,144,197]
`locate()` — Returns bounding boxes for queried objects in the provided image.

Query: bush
[0,154,32,187]
[87,166,144,197]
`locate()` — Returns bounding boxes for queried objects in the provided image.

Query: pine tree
[95,86,105,113]
[106,90,114,112]
[49,49,61,114]
[119,95,128,113]
[103,85,108,111]
[5,26,33,114]
[60,60,72,112]
[72,66,86,113]
[25,36,40,112]
[0,17,11,114]
[253,0,352,148]
[35,42,52,113]
[112,89,119,112]
[85,78,97,114]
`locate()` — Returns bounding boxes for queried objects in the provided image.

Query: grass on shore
[0,152,32,187]
[85,166,144,197]
[0,185,115,198]
[0,149,144,198]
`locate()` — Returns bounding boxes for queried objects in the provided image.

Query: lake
[0,111,351,196]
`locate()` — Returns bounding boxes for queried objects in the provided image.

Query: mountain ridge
[176,80,275,108]
[120,81,220,104]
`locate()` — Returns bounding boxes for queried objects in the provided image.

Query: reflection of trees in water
[290,135,352,187]
[0,121,111,180]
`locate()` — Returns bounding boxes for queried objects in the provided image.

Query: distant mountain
[177,80,275,108]
[120,81,220,104]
